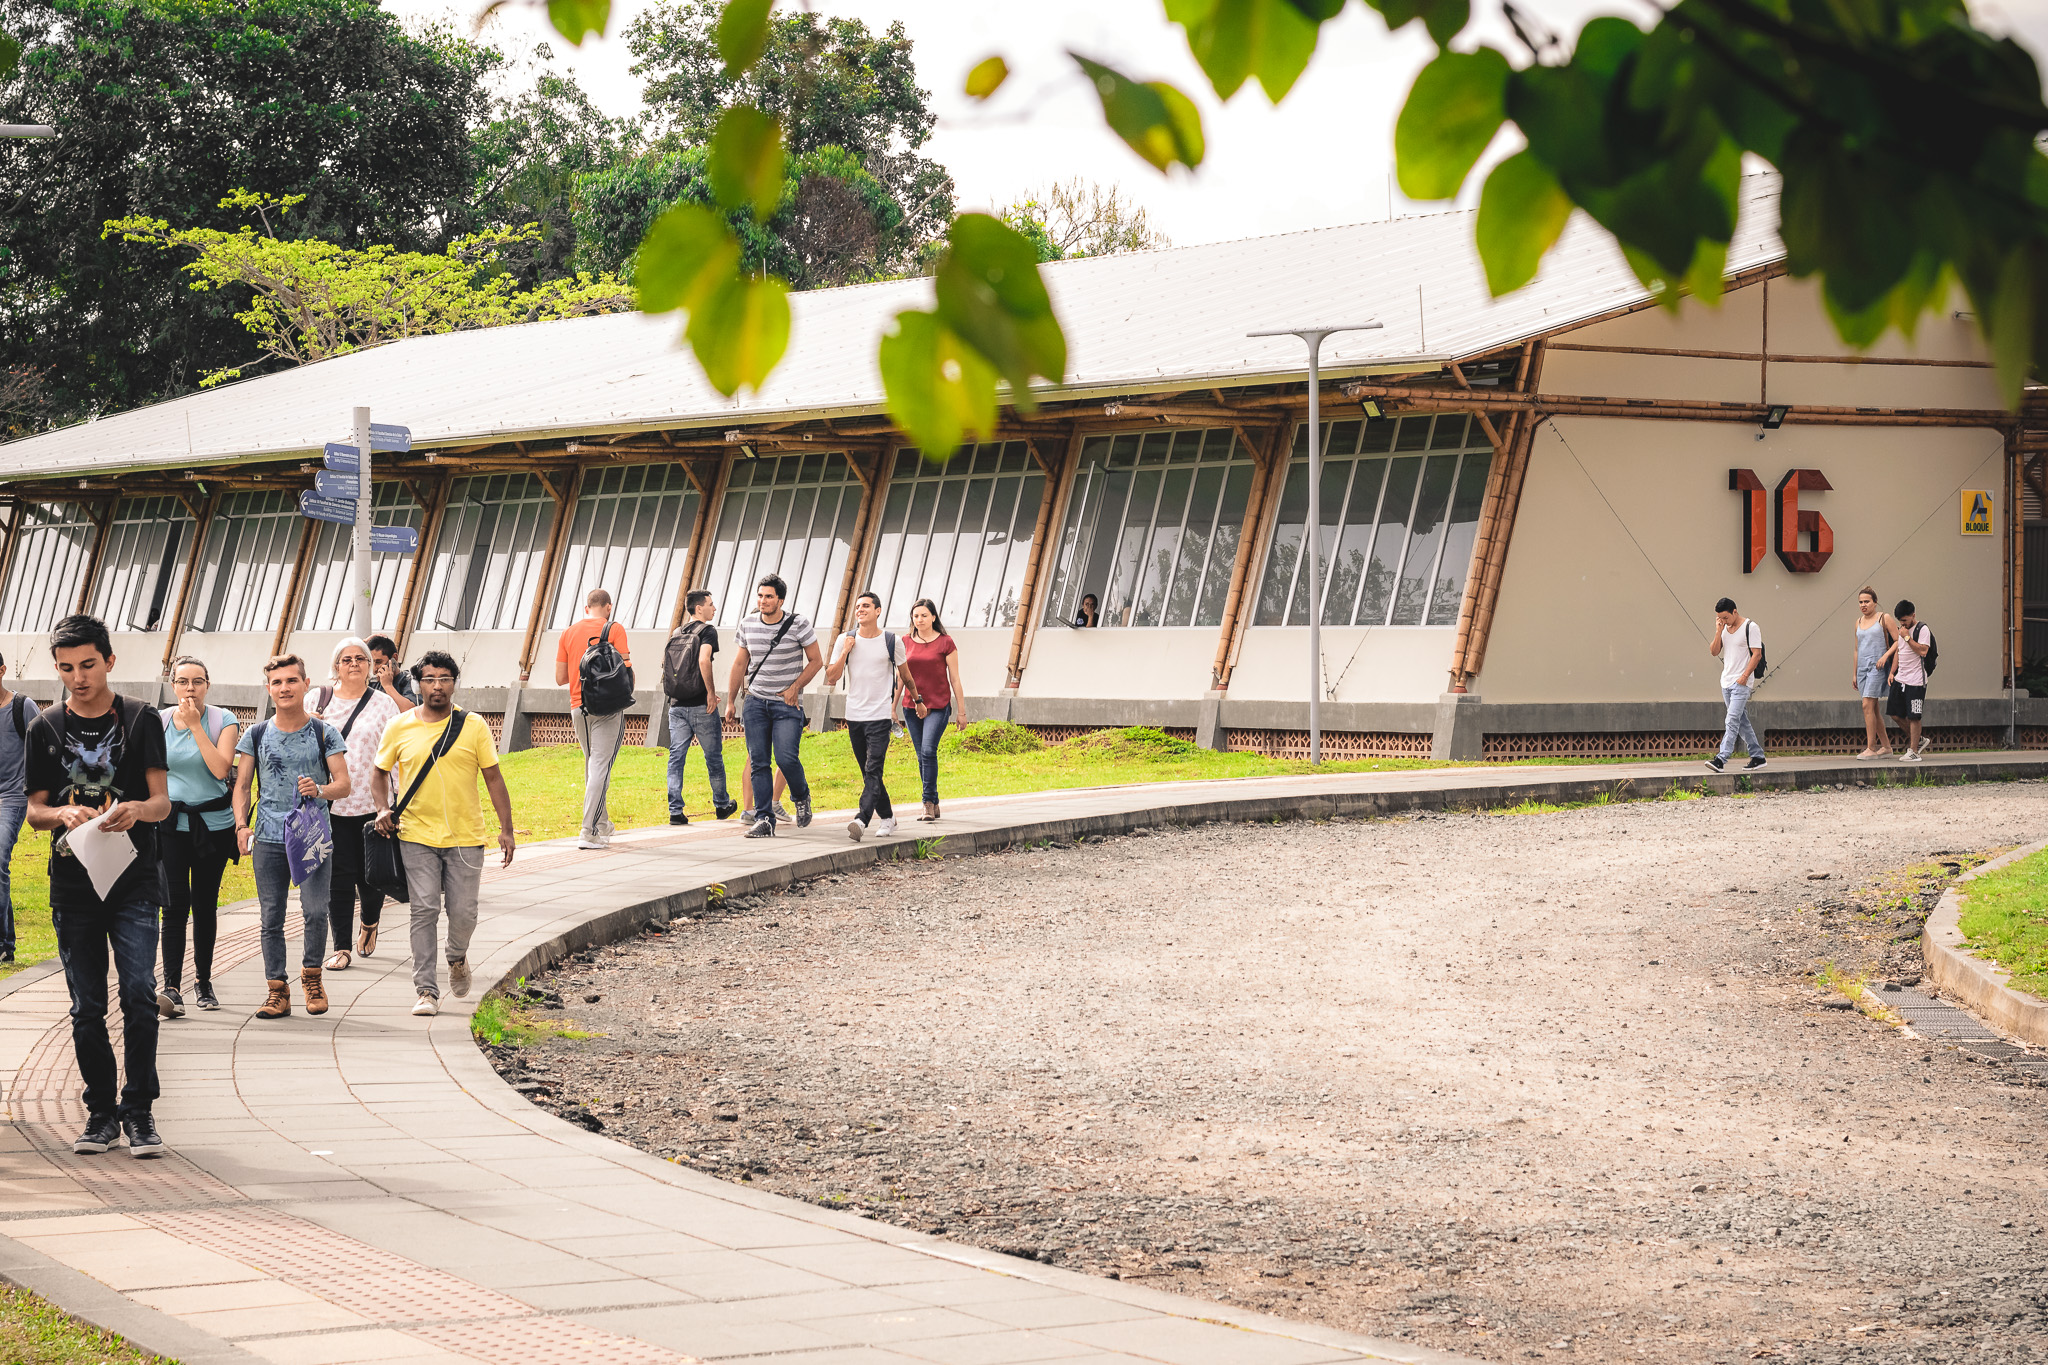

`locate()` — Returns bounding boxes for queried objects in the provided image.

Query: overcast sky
[387,0,2048,248]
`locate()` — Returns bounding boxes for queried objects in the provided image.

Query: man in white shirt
[1705,596,1766,773]
[825,591,915,842]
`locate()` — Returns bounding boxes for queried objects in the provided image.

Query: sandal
[356,924,378,957]
[325,950,351,971]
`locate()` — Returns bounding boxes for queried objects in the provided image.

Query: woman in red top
[900,598,965,821]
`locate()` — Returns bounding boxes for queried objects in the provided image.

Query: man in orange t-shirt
[555,589,630,849]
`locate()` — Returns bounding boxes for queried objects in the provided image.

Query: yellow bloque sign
[1961,489,1994,536]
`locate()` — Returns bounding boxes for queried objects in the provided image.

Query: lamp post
[0,126,57,139]
[1246,323,1383,765]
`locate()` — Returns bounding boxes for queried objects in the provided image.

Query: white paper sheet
[64,809,137,901]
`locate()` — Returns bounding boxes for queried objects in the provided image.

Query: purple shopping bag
[282,794,334,887]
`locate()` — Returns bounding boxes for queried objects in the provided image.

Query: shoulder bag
[362,709,468,904]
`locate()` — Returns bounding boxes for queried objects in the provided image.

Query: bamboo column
[393,474,453,657]
[1212,420,1293,689]
[269,516,319,657]
[74,496,119,616]
[671,450,736,628]
[1008,422,1089,684]
[1002,440,1066,686]
[160,491,218,674]
[517,467,581,683]
[828,445,889,637]
[1449,340,1547,688]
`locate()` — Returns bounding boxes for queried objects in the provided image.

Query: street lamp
[1246,323,1384,765]
[0,126,57,139]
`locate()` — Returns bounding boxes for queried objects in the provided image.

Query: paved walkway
[1,750,2043,1365]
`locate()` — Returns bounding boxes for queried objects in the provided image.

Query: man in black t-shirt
[25,615,171,1159]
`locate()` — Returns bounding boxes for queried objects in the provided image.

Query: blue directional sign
[369,424,411,452]
[314,470,358,499]
[298,492,357,526]
[371,525,420,555]
[322,442,359,473]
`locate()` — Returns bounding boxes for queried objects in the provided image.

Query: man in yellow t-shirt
[372,651,515,1018]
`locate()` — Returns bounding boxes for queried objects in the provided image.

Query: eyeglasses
[336,654,371,665]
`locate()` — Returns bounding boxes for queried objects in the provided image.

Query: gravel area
[484,782,2048,1364]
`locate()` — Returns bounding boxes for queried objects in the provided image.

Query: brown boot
[256,979,291,1019]
[301,967,328,1016]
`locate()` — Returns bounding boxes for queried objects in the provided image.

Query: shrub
[1060,726,1197,761]
[952,719,1045,755]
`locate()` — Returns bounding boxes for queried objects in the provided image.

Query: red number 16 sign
[1730,468,1832,574]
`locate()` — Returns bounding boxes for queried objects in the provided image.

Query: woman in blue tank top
[159,656,240,1015]
[1852,588,1898,761]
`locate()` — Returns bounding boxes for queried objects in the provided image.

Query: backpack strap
[745,614,799,689]
[9,693,22,740]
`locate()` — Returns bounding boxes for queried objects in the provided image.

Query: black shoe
[195,981,219,1010]
[744,816,776,839]
[795,798,812,829]
[1704,756,1726,773]
[714,800,739,820]
[669,813,690,826]
[73,1113,120,1155]
[1744,755,1768,770]
[157,986,185,1019]
[122,1111,165,1160]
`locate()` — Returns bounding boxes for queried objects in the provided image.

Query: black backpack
[579,620,636,717]
[663,621,711,705]
[1745,620,1767,684]
[1915,623,1938,677]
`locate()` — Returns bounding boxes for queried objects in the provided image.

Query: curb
[1923,837,2048,1047]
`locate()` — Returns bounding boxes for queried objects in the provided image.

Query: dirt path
[485,783,2048,1364]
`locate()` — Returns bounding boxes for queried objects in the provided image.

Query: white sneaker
[1901,749,1922,762]
[412,994,439,1017]
[448,960,471,997]
[576,836,608,850]
[873,817,897,837]
[847,819,867,842]
[771,802,792,823]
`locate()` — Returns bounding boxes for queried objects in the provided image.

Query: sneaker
[794,798,813,829]
[448,959,472,998]
[156,986,185,1019]
[194,981,219,1011]
[714,800,739,820]
[745,816,776,839]
[1901,749,1922,762]
[576,836,608,850]
[670,813,690,826]
[122,1111,165,1160]
[771,802,792,824]
[847,818,867,842]
[1744,755,1768,770]
[1704,756,1726,773]
[73,1112,120,1155]
[412,993,439,1017]
[873,816,897,838]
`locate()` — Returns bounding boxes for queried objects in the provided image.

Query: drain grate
[1880,986,2048,1081]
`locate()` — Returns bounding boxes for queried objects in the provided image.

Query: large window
[298,482,423,631]
[865,442,1045,629]
[189,491,302,634]
[698,451,862,630]
[92,496,196,633]
[422,474,558,632]
[1039,427,1254,628]
[1254,413,1492,628]
[549,464,702,630]
[0,501,96,633]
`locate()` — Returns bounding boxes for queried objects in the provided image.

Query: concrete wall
[1228,626,1454,704]
[1016,627,1219,700]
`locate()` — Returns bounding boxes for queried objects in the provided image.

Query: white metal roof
[0,177,1785,482]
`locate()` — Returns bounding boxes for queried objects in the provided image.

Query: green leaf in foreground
[716,0,775,77]
[687,272,790,396]
[879,310,1000,457]
[1395,47,1509,200]
[545,0,610,46]
[1071,55,1204,173]
[965,55,1009,100]
[707,106,784,219]
[1365,0,1469,47]
[932,212,1066,408]
[635,204,740,315]
[1164,0,1323,102]
[1475,151,1572,295]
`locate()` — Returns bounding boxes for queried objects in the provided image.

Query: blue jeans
[741,694,810,812]
[667,704,731,815]
[0,795,24,957]
[254,840,334,981]
[52,887,160,1117]
[1718,684,1764,761]
[903,704,951,804]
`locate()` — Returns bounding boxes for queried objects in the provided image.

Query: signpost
[303,415,413,637]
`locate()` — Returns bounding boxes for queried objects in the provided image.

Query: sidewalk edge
[1922,836,2048,1048]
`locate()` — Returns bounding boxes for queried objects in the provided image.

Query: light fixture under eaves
[1359,399,1384,421]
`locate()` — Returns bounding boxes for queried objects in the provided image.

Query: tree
[106,191,634,387]
[0,0,501,421]
[625,0,954,259]
[468,56,643,289]
[1001,179,1171,262]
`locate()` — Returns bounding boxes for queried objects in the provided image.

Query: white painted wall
[172,631,283,684]
[401,630,525,690]
[1016,627,1220,700]
[1229,626,1455,704]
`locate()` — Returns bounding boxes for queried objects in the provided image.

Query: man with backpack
[556,588,633,850]
[26,615,171,1158]
[1705,597,1767,773]
[0,650,42,964]
[1885,599,1936,762]
[663,589,737,826]
[725,574,823,839]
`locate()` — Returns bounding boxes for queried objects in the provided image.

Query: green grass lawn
[0,1283,172,1364]
[1956,846,2048,1000]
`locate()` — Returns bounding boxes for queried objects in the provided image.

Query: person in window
[1074,593,1101,628]
[902,598,966,822]
[158,655,238,1014]
[0,650,41,965]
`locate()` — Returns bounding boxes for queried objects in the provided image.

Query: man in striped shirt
[724,575,823,838]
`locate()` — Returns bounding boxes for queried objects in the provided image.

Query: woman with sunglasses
[316,637,401,969]
[159,656,239,1014]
